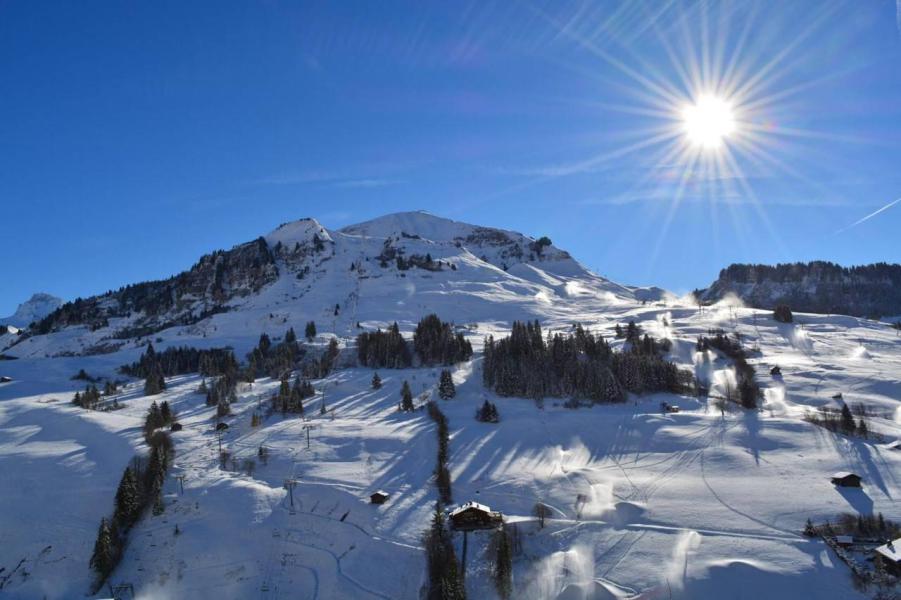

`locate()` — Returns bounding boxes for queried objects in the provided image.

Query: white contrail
[897,0,901,37]
[835,196,901,233]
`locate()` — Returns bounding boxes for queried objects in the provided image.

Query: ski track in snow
[0,213,898,599]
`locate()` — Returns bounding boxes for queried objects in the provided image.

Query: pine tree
[371,372,382,389]
[305,321,317,341]
[285,327,297,345]
[494,527,513,599]
[840,403,856,434]
[258,332,272,355]
[89,518,118,580]
[400,380,414,412]
[160,401,172,425]
[438,369,456,400]
[857,418,868,438]
[114,467,140,528]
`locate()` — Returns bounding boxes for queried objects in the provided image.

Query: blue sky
[3,1,901,315]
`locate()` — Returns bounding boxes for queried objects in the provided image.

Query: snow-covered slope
[1,213,899,600]
[5,212,632,359]
[0,293,62,328]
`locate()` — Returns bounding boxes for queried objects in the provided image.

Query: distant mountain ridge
[0,293,62,328]
[9,211,633,358]
[698,261,901,318]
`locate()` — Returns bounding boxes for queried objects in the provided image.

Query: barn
[370,490,389,505]
[874,538,901,576]
[449,501,503,531]
[830,472,862,487]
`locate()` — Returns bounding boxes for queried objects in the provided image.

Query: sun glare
[681,95,736,149]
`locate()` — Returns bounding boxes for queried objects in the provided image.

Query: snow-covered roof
[886,440,901,450]
[831,471,859,479]
[450,501,492,516]
[875,539,901,563]
[371,490,389,497]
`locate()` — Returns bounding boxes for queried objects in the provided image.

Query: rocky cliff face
[699,261,901,318]
[0,293,63,328]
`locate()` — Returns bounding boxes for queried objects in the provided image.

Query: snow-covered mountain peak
[1,292,62,328]
[265,217,332,248]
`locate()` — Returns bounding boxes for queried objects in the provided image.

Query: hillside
[0,213,899,600]
[698,262,901,319]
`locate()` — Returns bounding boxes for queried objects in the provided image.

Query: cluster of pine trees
[271,375,315,415]
[414,315,473,365]
[122,344,238,379]
[357,323,412,368]
[805,403,870,438]
[697,332,759,408]
[143,401,175,439]
[202,376,237,417]
[483,321,691,403]
[89,424,173,589]
[73,384,102,409]
[246,329,304,380]
[357,315,472,368]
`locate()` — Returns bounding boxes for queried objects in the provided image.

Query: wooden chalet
[370,490,389,505]
[449,501,503,531]
[830,472,862,487]
[875,538,901,576]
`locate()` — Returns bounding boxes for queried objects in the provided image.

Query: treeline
[427,401,452,505]
[483,321,692,403]
[422,401,465,600]
[357,315,472,368]
[705,261,901,318]
[201,376,237,418]
[246,329,304,380]
[88,409,174,591]
[246,328,339,381]
[804,403,872,439]
[122,344,238,379]
[697,331,759,408]
[271,375,315,415]
[357,323,411,368]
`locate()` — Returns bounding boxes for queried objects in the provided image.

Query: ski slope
[1,213,899,599]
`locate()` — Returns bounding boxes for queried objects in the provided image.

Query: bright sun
[681,95,736,149]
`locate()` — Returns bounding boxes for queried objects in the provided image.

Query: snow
[875,539,900,563]
[0,292,62,328]
[1,213,900,599]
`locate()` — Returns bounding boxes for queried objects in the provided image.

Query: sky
[2,0,901,316]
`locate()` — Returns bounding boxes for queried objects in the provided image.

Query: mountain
[698,261,901,318]
[8,211,633,358]
[1,212,899,600]
[0,292,62,328]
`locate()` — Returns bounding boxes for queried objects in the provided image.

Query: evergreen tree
[305,321,317,341]
[400,380,414,412]
[285,327,297,345]
[114,467,140,528]
[423,506,466,600]
[493,527,513,599]
[160,401,172,425]
[258,332,271,355]
[438,369,456,400]
[857,418,868,438]
[89,518,118,581]
[840,403,856,434]
[371,372,382,389]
